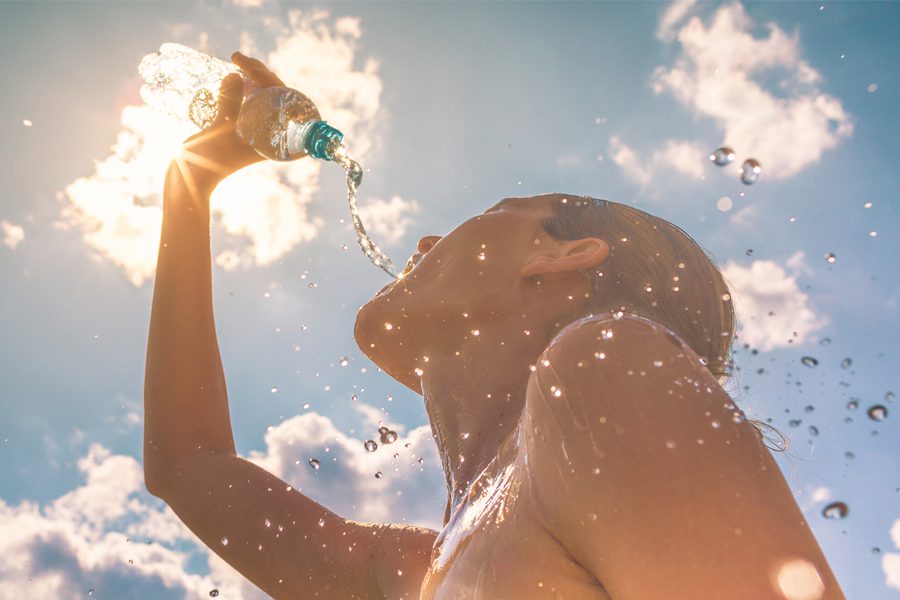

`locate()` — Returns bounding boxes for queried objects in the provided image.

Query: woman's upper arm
[157,452,436,599]
[520,314,845,600]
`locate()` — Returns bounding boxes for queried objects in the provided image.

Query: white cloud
[609,136,705,192]
[612,2,852,190]
[0,403,444,598]
[355,195,423,247]
[885,519,900,591]
[657,0,698,41]
[245,402,445,528]
[729,204,758,228]
[651,2,852,180]
[721,252,828,351]
[59,8,383,287]
[1,220,25,250]
[0,442,223,599]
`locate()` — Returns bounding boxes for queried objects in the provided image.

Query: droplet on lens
[825,253,836,264]
[364,440,377,452]
[308,458,321,470]
[840,358,852,369]
[801,356,818,367]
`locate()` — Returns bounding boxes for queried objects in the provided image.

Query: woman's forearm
[143,159,235,495]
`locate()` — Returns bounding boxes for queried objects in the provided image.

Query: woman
[143,53,845,599]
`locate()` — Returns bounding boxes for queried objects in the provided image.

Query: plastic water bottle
[138,43,345,162]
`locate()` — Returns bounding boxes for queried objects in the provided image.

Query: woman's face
[354,193,565,389]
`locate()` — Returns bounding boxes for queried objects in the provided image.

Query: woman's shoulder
[546,311,686,358]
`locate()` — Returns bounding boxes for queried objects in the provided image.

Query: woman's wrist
[166,159,222,201]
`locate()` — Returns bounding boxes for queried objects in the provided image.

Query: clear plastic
[138,43,256,129]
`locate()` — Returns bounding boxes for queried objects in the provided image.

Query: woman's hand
[174,52,287,192]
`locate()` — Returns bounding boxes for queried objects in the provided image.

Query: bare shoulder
[517,313,846,598]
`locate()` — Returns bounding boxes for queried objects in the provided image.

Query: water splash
[328,139,398,278]
[709,146,735,166]
[821,501,849,519]
[867,405,888,422]
[740,158,761,184]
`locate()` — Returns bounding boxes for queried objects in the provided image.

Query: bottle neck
[304,121,344,160]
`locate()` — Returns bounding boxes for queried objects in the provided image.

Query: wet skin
[144,53,845,599]
[355,194,846,599]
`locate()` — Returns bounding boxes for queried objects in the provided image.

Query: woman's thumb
[216,73,244,123]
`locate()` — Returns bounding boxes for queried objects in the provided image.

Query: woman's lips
[375,254,422,296]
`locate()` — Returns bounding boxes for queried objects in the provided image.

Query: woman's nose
[417,235,442,254]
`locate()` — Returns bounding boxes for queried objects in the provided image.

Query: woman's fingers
[214,73,244,124]
[231,52,286,87]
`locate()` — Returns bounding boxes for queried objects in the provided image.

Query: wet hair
[541,197,735,381]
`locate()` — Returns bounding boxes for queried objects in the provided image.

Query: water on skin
[327,138,399,278]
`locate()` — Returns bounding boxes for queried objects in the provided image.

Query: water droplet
[804,405,815,413]
[653,360,664,368]
[867,83,878,93]
[339,357,349,367]
[88,589,94,596]
[265,518,272,528]
[716,196,733,211]
[375,471,383,479]
[128,559,133,565]
[846,399,859,410]
[808,425,819,436]
[384,322,393,330]
[740,158,762,185]
[308,458,321,470]
[869,230,878,237]
[789,419,802,428]
[210,589,220,597]
[364,440,377,452]
[824,253,836,264]
[840,358,852,369]
[801,356,818,367]
[709,147,735,166]
[844,451,855,460]
[270,386,279,393]
[221,537,229,546]
[867,405,887,422]
[318,518,325,527]
[380,430,398,444]
[822,501,849,519]
[303,402,310,409]
[885,391,895,403]
[819,337,831,346]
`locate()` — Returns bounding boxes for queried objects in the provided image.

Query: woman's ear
[520,238,609,278]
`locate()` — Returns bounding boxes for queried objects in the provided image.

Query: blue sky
[0,1,898,597]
